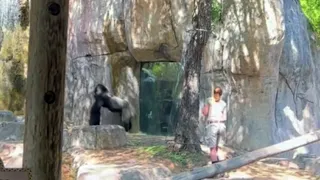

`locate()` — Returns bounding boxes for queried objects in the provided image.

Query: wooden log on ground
[22,0,69,180]
[171,130,320,180]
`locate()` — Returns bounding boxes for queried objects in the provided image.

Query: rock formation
[65,0,194,132]
[77,164,171,180]
[65,0,320,157]
[200,0,320,158]
[66,125,128,150]
[0,0,319,159]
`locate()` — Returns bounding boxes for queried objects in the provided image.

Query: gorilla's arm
[101,95,128,113]
[89,99,104,125]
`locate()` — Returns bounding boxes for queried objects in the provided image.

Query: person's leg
[215,131,220,161]
[210,146,218,163]
[210,129,219,163]
[219,123,227,146]
[205,124,219,163]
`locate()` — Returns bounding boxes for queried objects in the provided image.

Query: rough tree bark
[0,157,3,169]
[171,130,320,180]
[173,0,212,152]
[22,0,69,180]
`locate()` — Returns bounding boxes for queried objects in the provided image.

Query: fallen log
[171,129,320,180]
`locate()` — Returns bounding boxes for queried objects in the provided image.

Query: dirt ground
[61,134,320,180]
[1,135,319,180]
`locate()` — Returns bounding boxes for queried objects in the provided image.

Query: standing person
[202,87,227,164]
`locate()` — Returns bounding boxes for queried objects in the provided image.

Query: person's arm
[202,104,209,117]
[202,98,211,117]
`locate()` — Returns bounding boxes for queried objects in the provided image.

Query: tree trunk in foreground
[0,157,3,169]
[23,0,69,180]
[171,130,320,180]
[173,0,212,152]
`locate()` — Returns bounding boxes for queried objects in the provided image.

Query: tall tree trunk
[174,0,212,152]
[22,0,69,180]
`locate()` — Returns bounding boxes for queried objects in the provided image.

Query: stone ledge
[77,164,171,180]
[67,125,128,150]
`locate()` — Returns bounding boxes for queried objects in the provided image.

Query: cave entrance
[139,62,182,136]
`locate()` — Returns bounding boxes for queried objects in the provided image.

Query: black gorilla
[89,84,132,132]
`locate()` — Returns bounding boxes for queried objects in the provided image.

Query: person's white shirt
[206,98,227,122]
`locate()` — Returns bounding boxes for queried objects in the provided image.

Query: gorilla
[89,84,132,132]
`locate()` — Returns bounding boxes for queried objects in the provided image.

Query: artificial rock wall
[64,0,193,132]
[200,0,320,158]
[65,0,320,158]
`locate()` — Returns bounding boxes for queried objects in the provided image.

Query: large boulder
[69,125,128,150]
[77,164,171,180]
[0,122,24,141]
[0,111,15,122]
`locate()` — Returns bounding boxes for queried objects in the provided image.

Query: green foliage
[212,0,222,25]
[300,0,320,38]
[149,62,180,82]
[0,26,29,113]
[139,145,207,167]
[0,26,29,63]
[19,0,30,30]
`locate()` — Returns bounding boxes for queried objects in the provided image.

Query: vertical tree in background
[174,0,213,152]
[23,0,69,180]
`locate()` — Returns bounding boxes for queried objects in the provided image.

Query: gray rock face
[65,0,320,159]
[198,0,320,158]
[0,111,24,142]
[66,0,131,128]
[0,111,15,122]
[205,0,285,151]
[273,0,320,158]
[0,122,24,141]
[68,125,128,150]
[109,53,140,132]
[77,164,171,180]
[65,0,193,130]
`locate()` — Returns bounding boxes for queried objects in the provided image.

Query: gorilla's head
[94,84,109,96]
